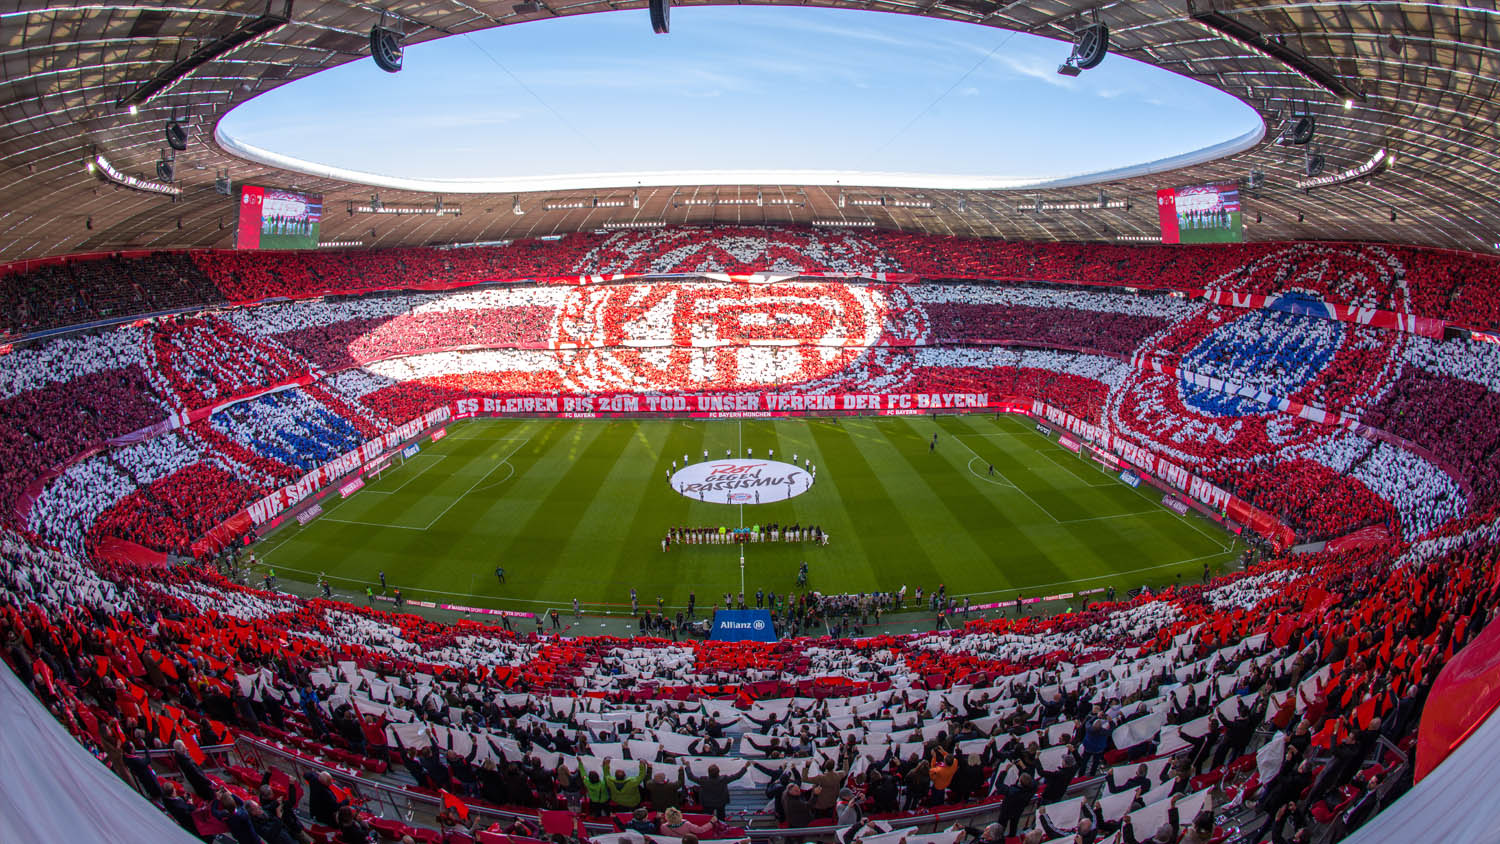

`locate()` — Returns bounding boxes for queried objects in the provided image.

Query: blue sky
[220,8,1262,185]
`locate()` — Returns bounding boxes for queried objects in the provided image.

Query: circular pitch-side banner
[669,459,813,504]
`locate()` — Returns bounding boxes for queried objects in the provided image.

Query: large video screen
[236,185,322,250]
[1156,183,1242,244]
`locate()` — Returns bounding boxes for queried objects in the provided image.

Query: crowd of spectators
[147,316,311,409]
[2,235,1497,844]
[0,491,1496,843]
[209,390,368,474]
[6,231,1500,340]
[193,237,603,302]
[93,464,266,555]
[1363,341,1500,508]
[0,252,218,335]
[909,284,1187,358]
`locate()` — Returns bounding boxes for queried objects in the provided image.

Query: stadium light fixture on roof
[1115,234,1161,242]
[1294,147,1389,190]
[1019,198,1130,212]
[599,220,665,229]
[90,153,181,196]
[317,240,364,248]
[812,220,875,228]
[353,204,461,216]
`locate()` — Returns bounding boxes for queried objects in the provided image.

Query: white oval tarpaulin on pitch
[669,459,813,504]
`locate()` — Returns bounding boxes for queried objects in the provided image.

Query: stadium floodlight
[1058,21,1109,76]
[512,196,524,216]
[649,0,670,34]
[1280,114,1315,145]
[165,120,189,151]
[370,20,404,73]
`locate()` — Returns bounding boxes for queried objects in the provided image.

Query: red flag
[1271,617,1297,649]
[440,789,469,821]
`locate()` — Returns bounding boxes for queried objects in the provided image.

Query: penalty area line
[419,432,534,530]
[949,433,1061,524]
[363,453,447,495]
[966,456,1018,489]
[318,516,427,530]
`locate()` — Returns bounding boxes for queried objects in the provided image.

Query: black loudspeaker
[156,159,175,183]
[1073,23,1109,70]
[1286,115,1315,145]
[649,0,670,34]
[1305,153,1325,178]
[165,121,189,151]
[370,26,404,73]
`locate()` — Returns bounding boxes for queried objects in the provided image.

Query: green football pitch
[253,414,1239,612]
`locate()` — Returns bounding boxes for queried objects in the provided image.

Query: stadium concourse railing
[146,727,1410,844]
[232,393,1296,566]
[157,734,1009,840]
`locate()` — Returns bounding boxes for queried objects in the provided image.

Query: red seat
[539,809,577,837]
[369,817,414,840]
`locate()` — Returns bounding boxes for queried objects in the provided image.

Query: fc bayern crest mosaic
[1104,246,1411,468]
[548,282,928,393]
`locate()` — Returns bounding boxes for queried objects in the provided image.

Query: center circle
[669,459,813,504]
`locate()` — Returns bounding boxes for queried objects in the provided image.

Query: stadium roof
[2,0,1497,260]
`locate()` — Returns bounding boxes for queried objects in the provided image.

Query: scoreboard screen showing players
[1156,182,1243,244]
[236,185,322,250]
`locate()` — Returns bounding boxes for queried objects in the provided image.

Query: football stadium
[2,3,1499,844]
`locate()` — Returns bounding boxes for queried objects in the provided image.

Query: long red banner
[1030,399,1296,549]
[1198,288,1446,339]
